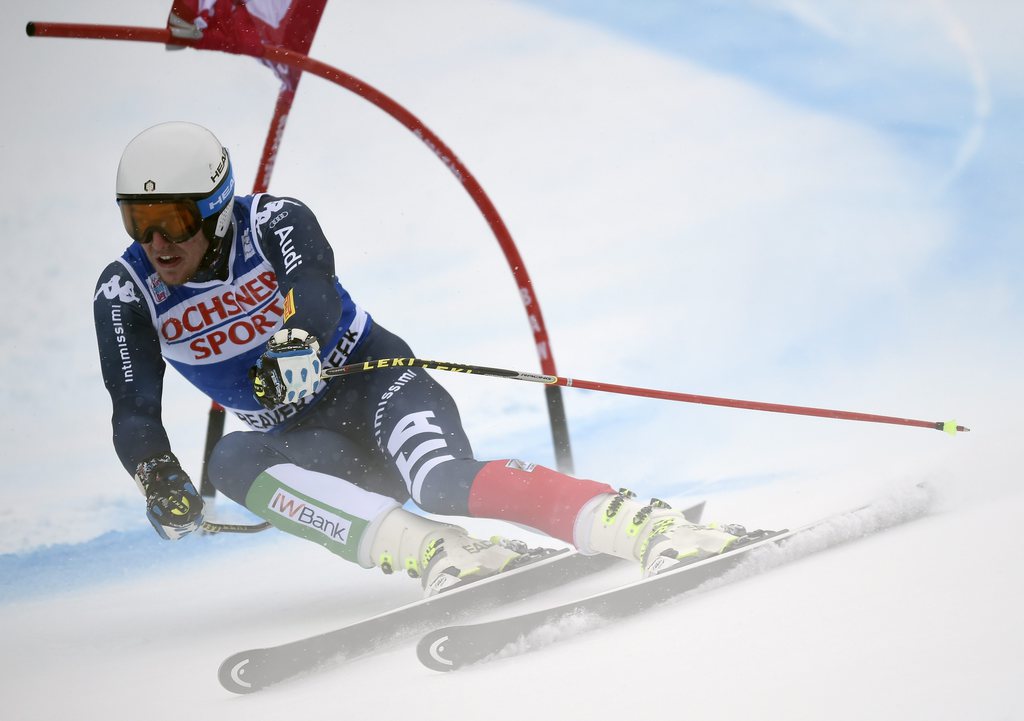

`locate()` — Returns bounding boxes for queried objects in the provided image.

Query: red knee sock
[467,460,615,544]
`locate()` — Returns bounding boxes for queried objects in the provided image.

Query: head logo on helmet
[211,150,229,185]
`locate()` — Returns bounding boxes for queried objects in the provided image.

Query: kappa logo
[254,198,301,236]
[94,275,140,304]
[254,198,303,273]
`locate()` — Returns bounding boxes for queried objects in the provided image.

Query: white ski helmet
[116,121,235,246]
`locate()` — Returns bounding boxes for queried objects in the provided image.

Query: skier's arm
[93,263,170,474]
[93,264,204,539]
[249,197,347,407]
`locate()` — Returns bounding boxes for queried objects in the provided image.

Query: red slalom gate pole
[322,357,970,436]
[26,21,179,43]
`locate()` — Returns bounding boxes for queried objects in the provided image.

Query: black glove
[134,453,204,540]
[249,328,322,410]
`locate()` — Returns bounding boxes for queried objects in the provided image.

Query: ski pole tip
[941,420,969,436]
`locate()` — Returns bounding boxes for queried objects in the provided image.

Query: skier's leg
[207,428,545,593]
[325,324,491,516]
[209,428,398,566]
[368,381,746,577]
[334,324,748,578]
[468,463,747,576]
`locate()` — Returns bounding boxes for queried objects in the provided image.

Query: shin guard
[244,463,400,566]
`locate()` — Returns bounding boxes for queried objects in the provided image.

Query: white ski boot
[577,489,748,576]
[367,507,556,596]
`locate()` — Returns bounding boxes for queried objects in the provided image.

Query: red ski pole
[322,358,970,435]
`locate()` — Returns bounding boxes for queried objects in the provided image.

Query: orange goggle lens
[118,200,204,244]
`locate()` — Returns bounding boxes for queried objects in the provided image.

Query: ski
[417,486,932,671]
[218,500,706,693]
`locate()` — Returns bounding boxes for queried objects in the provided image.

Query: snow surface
[2,0,1022,718]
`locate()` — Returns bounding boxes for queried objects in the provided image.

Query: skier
[94,121,749,595]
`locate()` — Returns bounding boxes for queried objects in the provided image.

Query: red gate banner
[168,0,327,88]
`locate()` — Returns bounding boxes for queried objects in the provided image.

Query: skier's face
[142,228,210,286]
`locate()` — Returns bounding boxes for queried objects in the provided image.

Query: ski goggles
[117,165,235,245]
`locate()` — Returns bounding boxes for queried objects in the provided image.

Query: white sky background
[1,0,1023,718]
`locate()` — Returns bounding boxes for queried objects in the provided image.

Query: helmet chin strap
[192,215,235,282]
[214,198,233,238]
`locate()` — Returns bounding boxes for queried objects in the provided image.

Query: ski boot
[368,507,558,596]
[578,489,759,576]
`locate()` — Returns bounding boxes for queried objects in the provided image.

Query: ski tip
[218,653,263,694]
[417,629,461,672]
